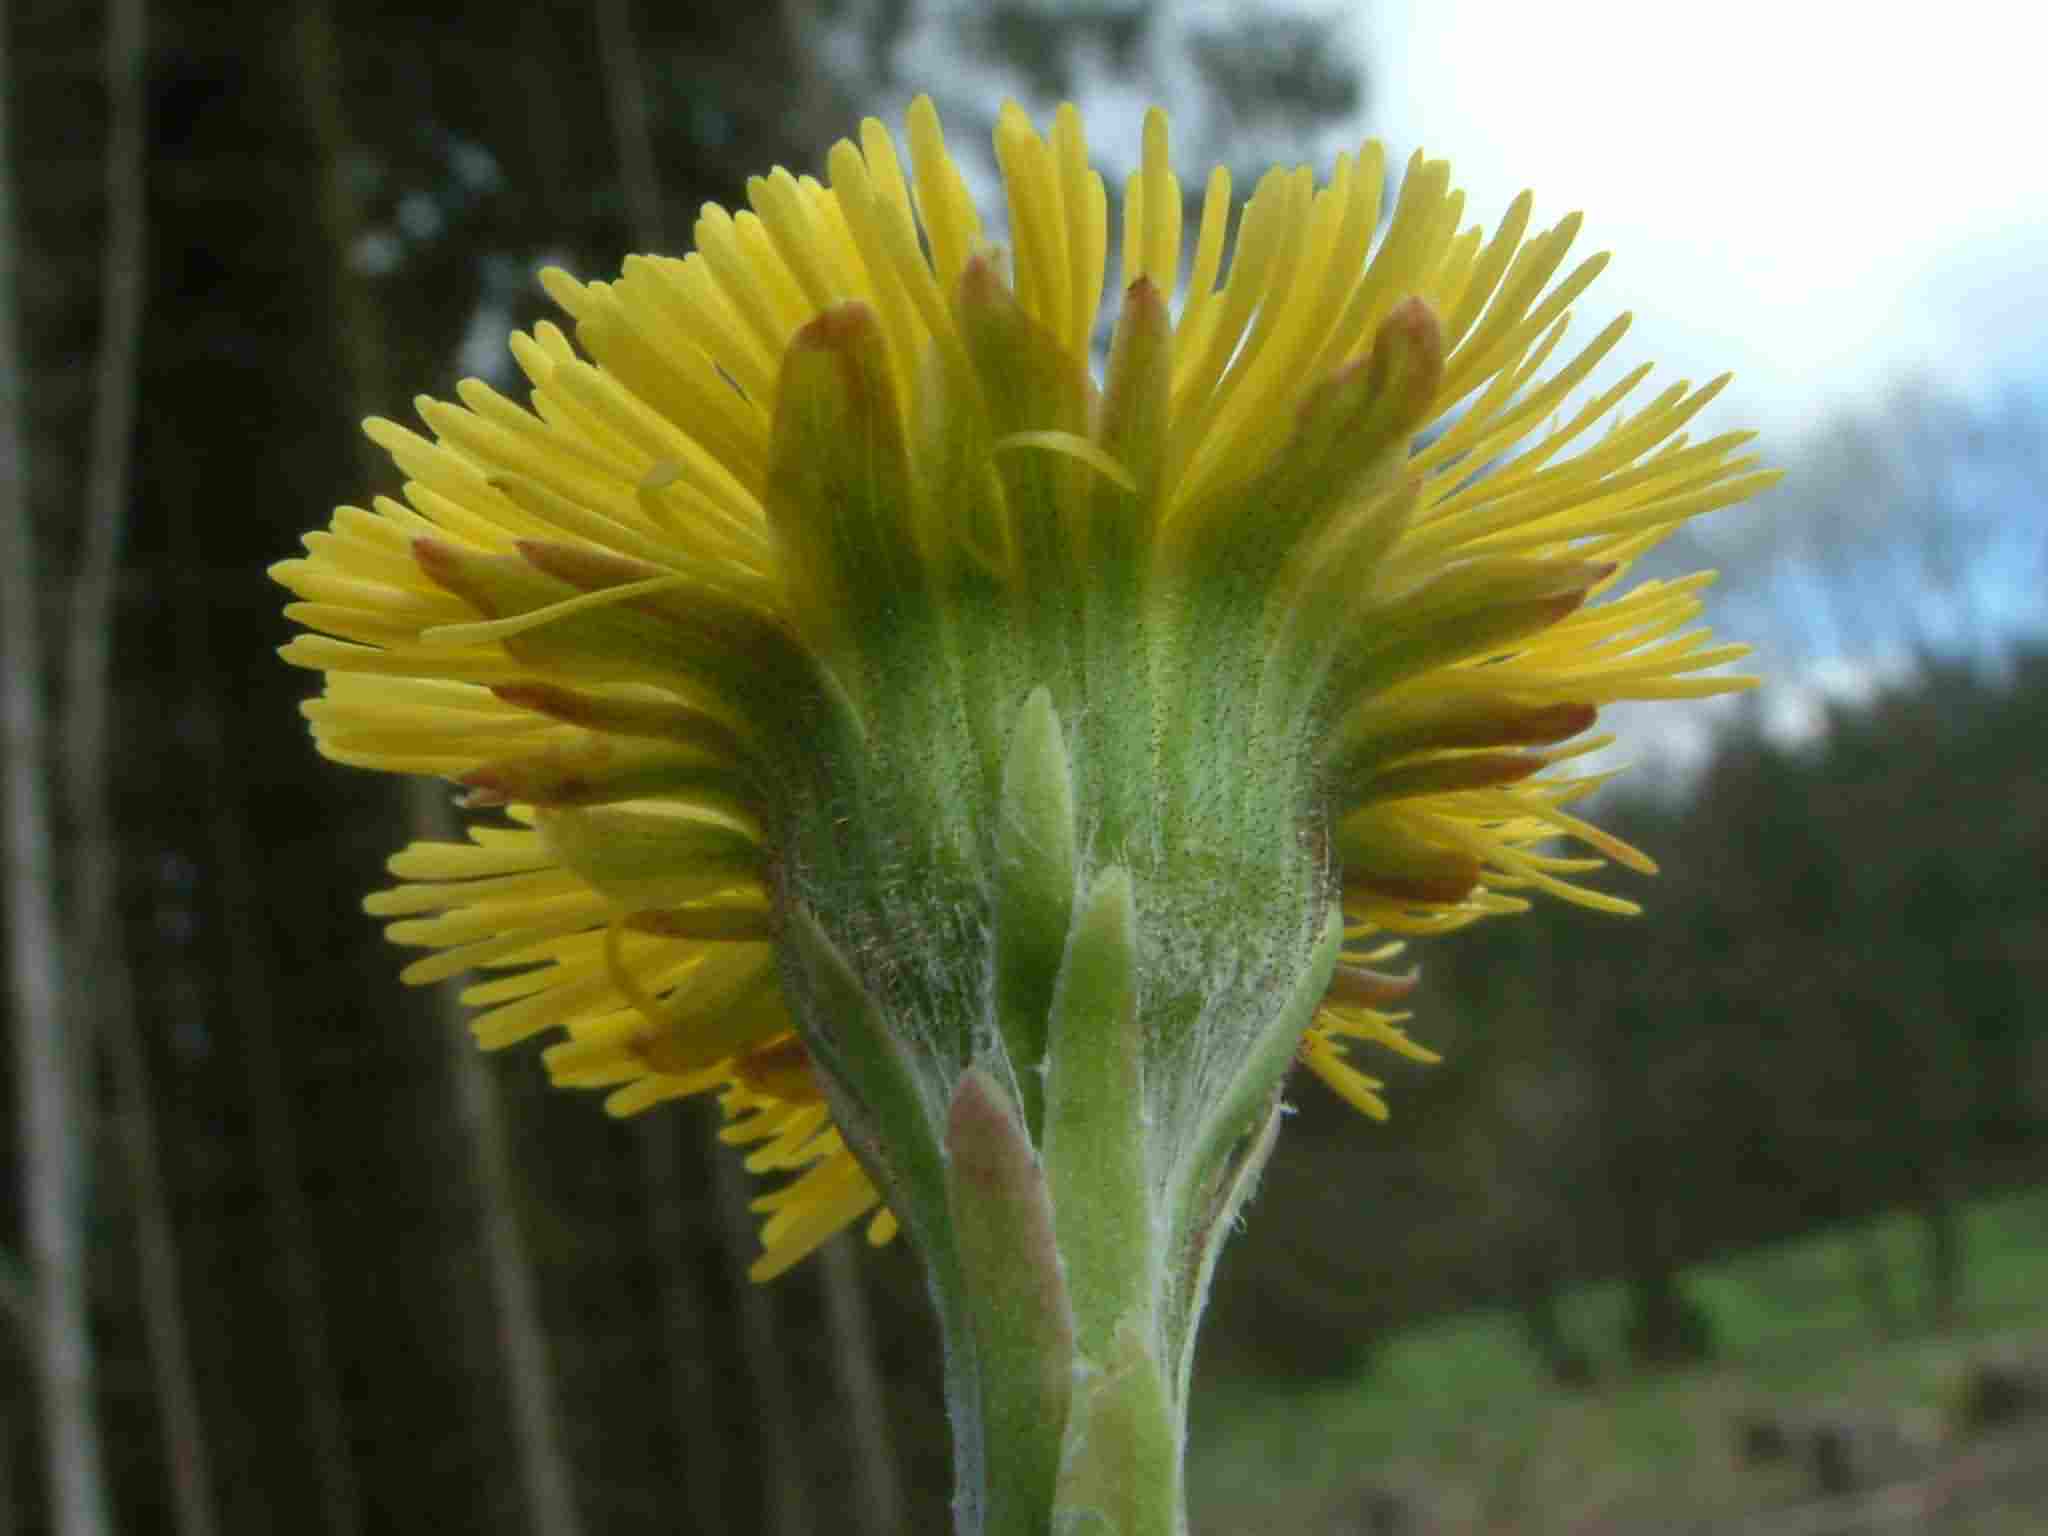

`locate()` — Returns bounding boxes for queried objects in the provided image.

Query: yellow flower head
[274,99,1774,1281]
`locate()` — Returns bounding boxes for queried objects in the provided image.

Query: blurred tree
[1,0,118,1527]
[62,0,223,1531]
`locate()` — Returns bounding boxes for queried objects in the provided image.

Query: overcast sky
[1331,3,2048,769]
[1360,3,2048,448]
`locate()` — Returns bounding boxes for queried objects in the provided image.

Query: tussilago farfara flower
[276,100,1768,1517]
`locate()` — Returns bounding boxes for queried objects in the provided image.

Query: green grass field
[1189,1184,2048,1532]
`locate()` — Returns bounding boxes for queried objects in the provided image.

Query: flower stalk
[773,553,1346,1531]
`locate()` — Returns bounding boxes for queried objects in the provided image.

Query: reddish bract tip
[1382,293,1442,345]
[1410,700,1599,754]
[791,299,880,353]
[783,302,890,422]
[490,682,583,722]
[1578,561,1620,593]
[732,1035,820,1103]
[1368,295,1446,417]
[411,537,500,616]
[410,536,461,582]
[515,538,660,593]
[1517,701,1600,745]
[453,766,515,807]
[1324,964,1421,1010]
[1345,855,1484,908]
[1362,750,1548,805]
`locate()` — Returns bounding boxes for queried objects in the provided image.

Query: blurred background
[3,1,2044,1532]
